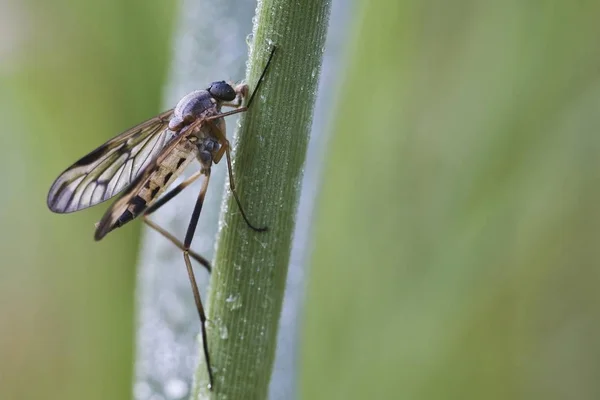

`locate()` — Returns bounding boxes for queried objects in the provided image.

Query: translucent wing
[93,131,201,240]
[47,109,175,213]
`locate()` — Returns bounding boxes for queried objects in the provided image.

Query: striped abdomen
[96,139,198,238]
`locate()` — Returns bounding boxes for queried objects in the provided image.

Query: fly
[47,46,277,389]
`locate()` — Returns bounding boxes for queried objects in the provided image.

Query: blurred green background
[0,1,175,399]
[3,0,600,400]
[303,1,600,400]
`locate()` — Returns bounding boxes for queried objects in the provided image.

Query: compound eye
[208,81,236,101]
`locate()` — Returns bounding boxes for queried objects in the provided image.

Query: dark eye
[208,81,236,101]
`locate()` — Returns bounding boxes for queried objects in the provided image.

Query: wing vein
[47,109,175,213]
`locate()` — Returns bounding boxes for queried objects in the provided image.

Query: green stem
[193,0,331,398]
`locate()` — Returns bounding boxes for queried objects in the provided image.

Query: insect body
[47,46,276,389]
[92,82,246,240]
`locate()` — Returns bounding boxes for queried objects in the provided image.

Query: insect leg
[218,46,277,110]
[222,141,267,232]
[211,138,227,164]
[247,44,277,108]
[203,118,267,232]
[140,170,212,271]
[182,167,214,389]
[205,108,248,120]
[142,218,211,272]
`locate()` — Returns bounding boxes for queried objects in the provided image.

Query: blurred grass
[0,1,175,399]
[303,1,600,400]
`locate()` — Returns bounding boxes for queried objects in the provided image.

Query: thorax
[168,89,222,133]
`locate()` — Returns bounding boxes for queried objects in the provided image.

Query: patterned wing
[93,126,202,240]
[47,109,175,213]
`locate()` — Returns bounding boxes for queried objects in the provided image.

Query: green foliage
[303,2,600,399]
[0,1,174,400]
